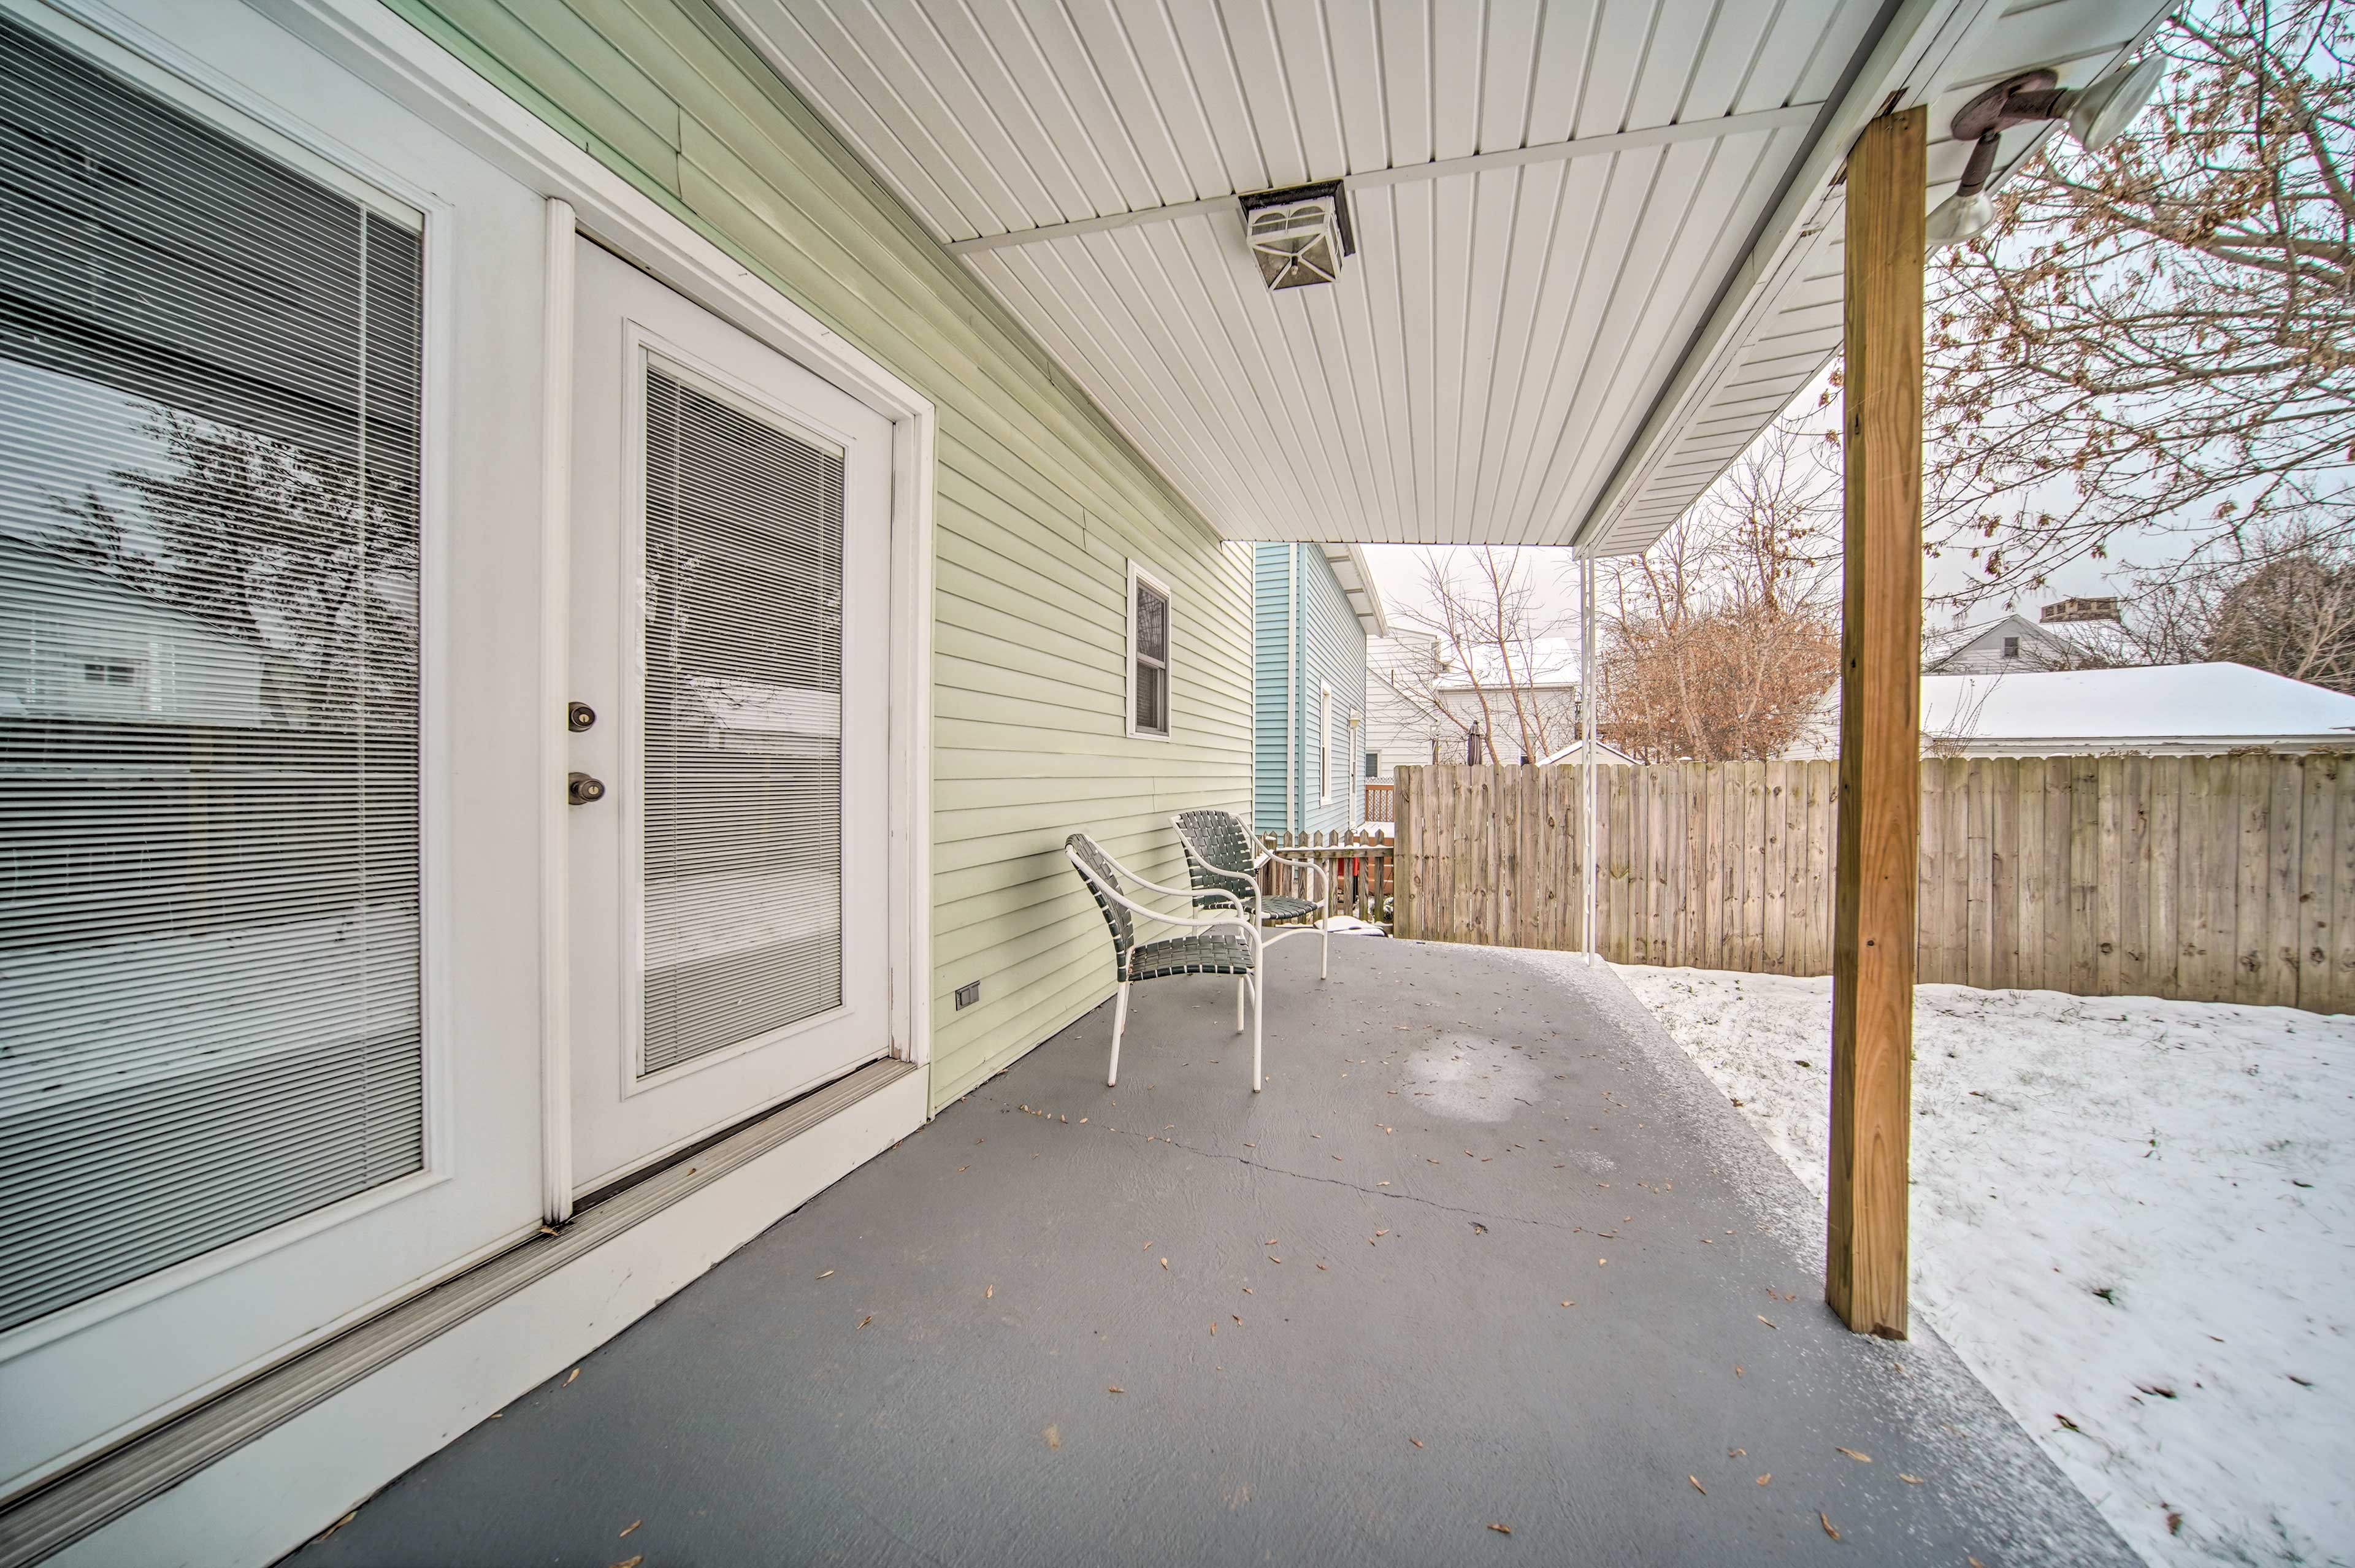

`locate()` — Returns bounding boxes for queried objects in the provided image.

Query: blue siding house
[1252,545,1388,833]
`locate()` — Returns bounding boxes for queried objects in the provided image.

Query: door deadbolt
[567,771,607,805]
[567,700,597,732]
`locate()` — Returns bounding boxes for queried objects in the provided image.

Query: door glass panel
[0,15,424,1333]
[640,364,843,1076]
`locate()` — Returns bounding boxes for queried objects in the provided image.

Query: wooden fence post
[1826,106,1924,1342]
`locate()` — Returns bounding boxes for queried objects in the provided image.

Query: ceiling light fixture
[1923,53,2168,248]
[1239,180,1356,291]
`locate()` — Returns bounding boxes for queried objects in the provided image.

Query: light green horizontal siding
[391,0,1251,1110]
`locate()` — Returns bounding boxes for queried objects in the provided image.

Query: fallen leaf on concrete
[857,1315,873,1329]
[1107,1386,1125,1394]
[564,1368,580,1386]
[1735,1366,1744,1377]
[1044,1425,1060,1450]
[1820,1512,1839,1540]
[1160,1258,1168,1269]
[1560,1301,1575,1308]
[1268,1256,1283,1264]
[986,1285,994,1299]
[1756,1475,1771,1486]
[816,1269,834,1279]
[1728,1448,1745,1459]
[1688,1476,1706,1494]
[1899,1474,1924,1485]
[611,1556,643,1568]
[1409,1438,1423,1448]
[1487,1523,1512,1535]
[1836,1448,1871,1464]
[619,1520,640,1537]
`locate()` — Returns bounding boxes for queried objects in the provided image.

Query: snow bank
[1615,966,2355,1568]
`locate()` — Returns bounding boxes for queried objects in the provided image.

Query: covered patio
[289,936,2131,1567]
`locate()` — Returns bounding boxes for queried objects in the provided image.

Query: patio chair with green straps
[1065,833,1265,1092]
[1171,809,1331,980]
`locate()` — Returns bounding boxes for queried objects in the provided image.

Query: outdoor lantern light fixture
[1923,52,2168,248]
[1239,180,1356,291]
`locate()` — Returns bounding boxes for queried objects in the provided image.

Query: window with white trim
[0,10,425,1334]
[1127,560,1170,739]
[1319,681,1333,803]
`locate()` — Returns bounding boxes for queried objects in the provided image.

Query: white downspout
[1286,545,1298,834]
[1580,549,1598,965]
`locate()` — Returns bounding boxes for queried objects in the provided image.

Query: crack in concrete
[1047,1112,1600,1236]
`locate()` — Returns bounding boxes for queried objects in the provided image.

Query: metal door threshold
[0,1057,917,1567]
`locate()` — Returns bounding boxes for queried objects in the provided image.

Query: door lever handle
[567,771,607,806]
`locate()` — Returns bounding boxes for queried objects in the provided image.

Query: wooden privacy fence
[1393,757,2355,1013]
[1257,830,1394,924]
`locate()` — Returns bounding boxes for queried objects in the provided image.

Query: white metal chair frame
[1065,837,1268,1092]
[1170,809,1332,981]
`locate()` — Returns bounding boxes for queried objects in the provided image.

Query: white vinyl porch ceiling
[719,0,2172,555]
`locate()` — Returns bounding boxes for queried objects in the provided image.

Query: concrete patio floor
[287,936,2134,1566]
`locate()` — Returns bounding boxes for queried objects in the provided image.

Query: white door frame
[245,0,940,1221]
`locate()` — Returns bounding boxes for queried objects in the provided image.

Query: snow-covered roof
[1433,637,1582,692]
[1926,664,2355,752]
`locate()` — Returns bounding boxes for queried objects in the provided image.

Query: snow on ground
[1615,966,2355,1568]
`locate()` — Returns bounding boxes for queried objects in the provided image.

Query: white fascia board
[1319,543,1388,638]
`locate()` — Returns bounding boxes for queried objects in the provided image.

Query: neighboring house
[1368,633,1591,773]
[1252,543,1386,833]
[1434,637,1585,763]
[0,534,269,727]
[1924,598,2138,675]
[1365,632,1452,781]
[1921,664,2355,755]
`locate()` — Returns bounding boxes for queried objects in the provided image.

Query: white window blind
[0,15,424,1333]
[640,364,844,1076]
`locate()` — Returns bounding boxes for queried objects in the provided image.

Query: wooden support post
[1828,107,1925,1340]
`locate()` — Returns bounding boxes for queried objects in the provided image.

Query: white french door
[566,240,892,1195]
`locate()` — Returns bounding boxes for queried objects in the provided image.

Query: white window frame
[1125,558,1172,741]
[1319,681,1333,803]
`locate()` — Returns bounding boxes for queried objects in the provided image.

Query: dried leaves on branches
[1926,0,2355,595]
